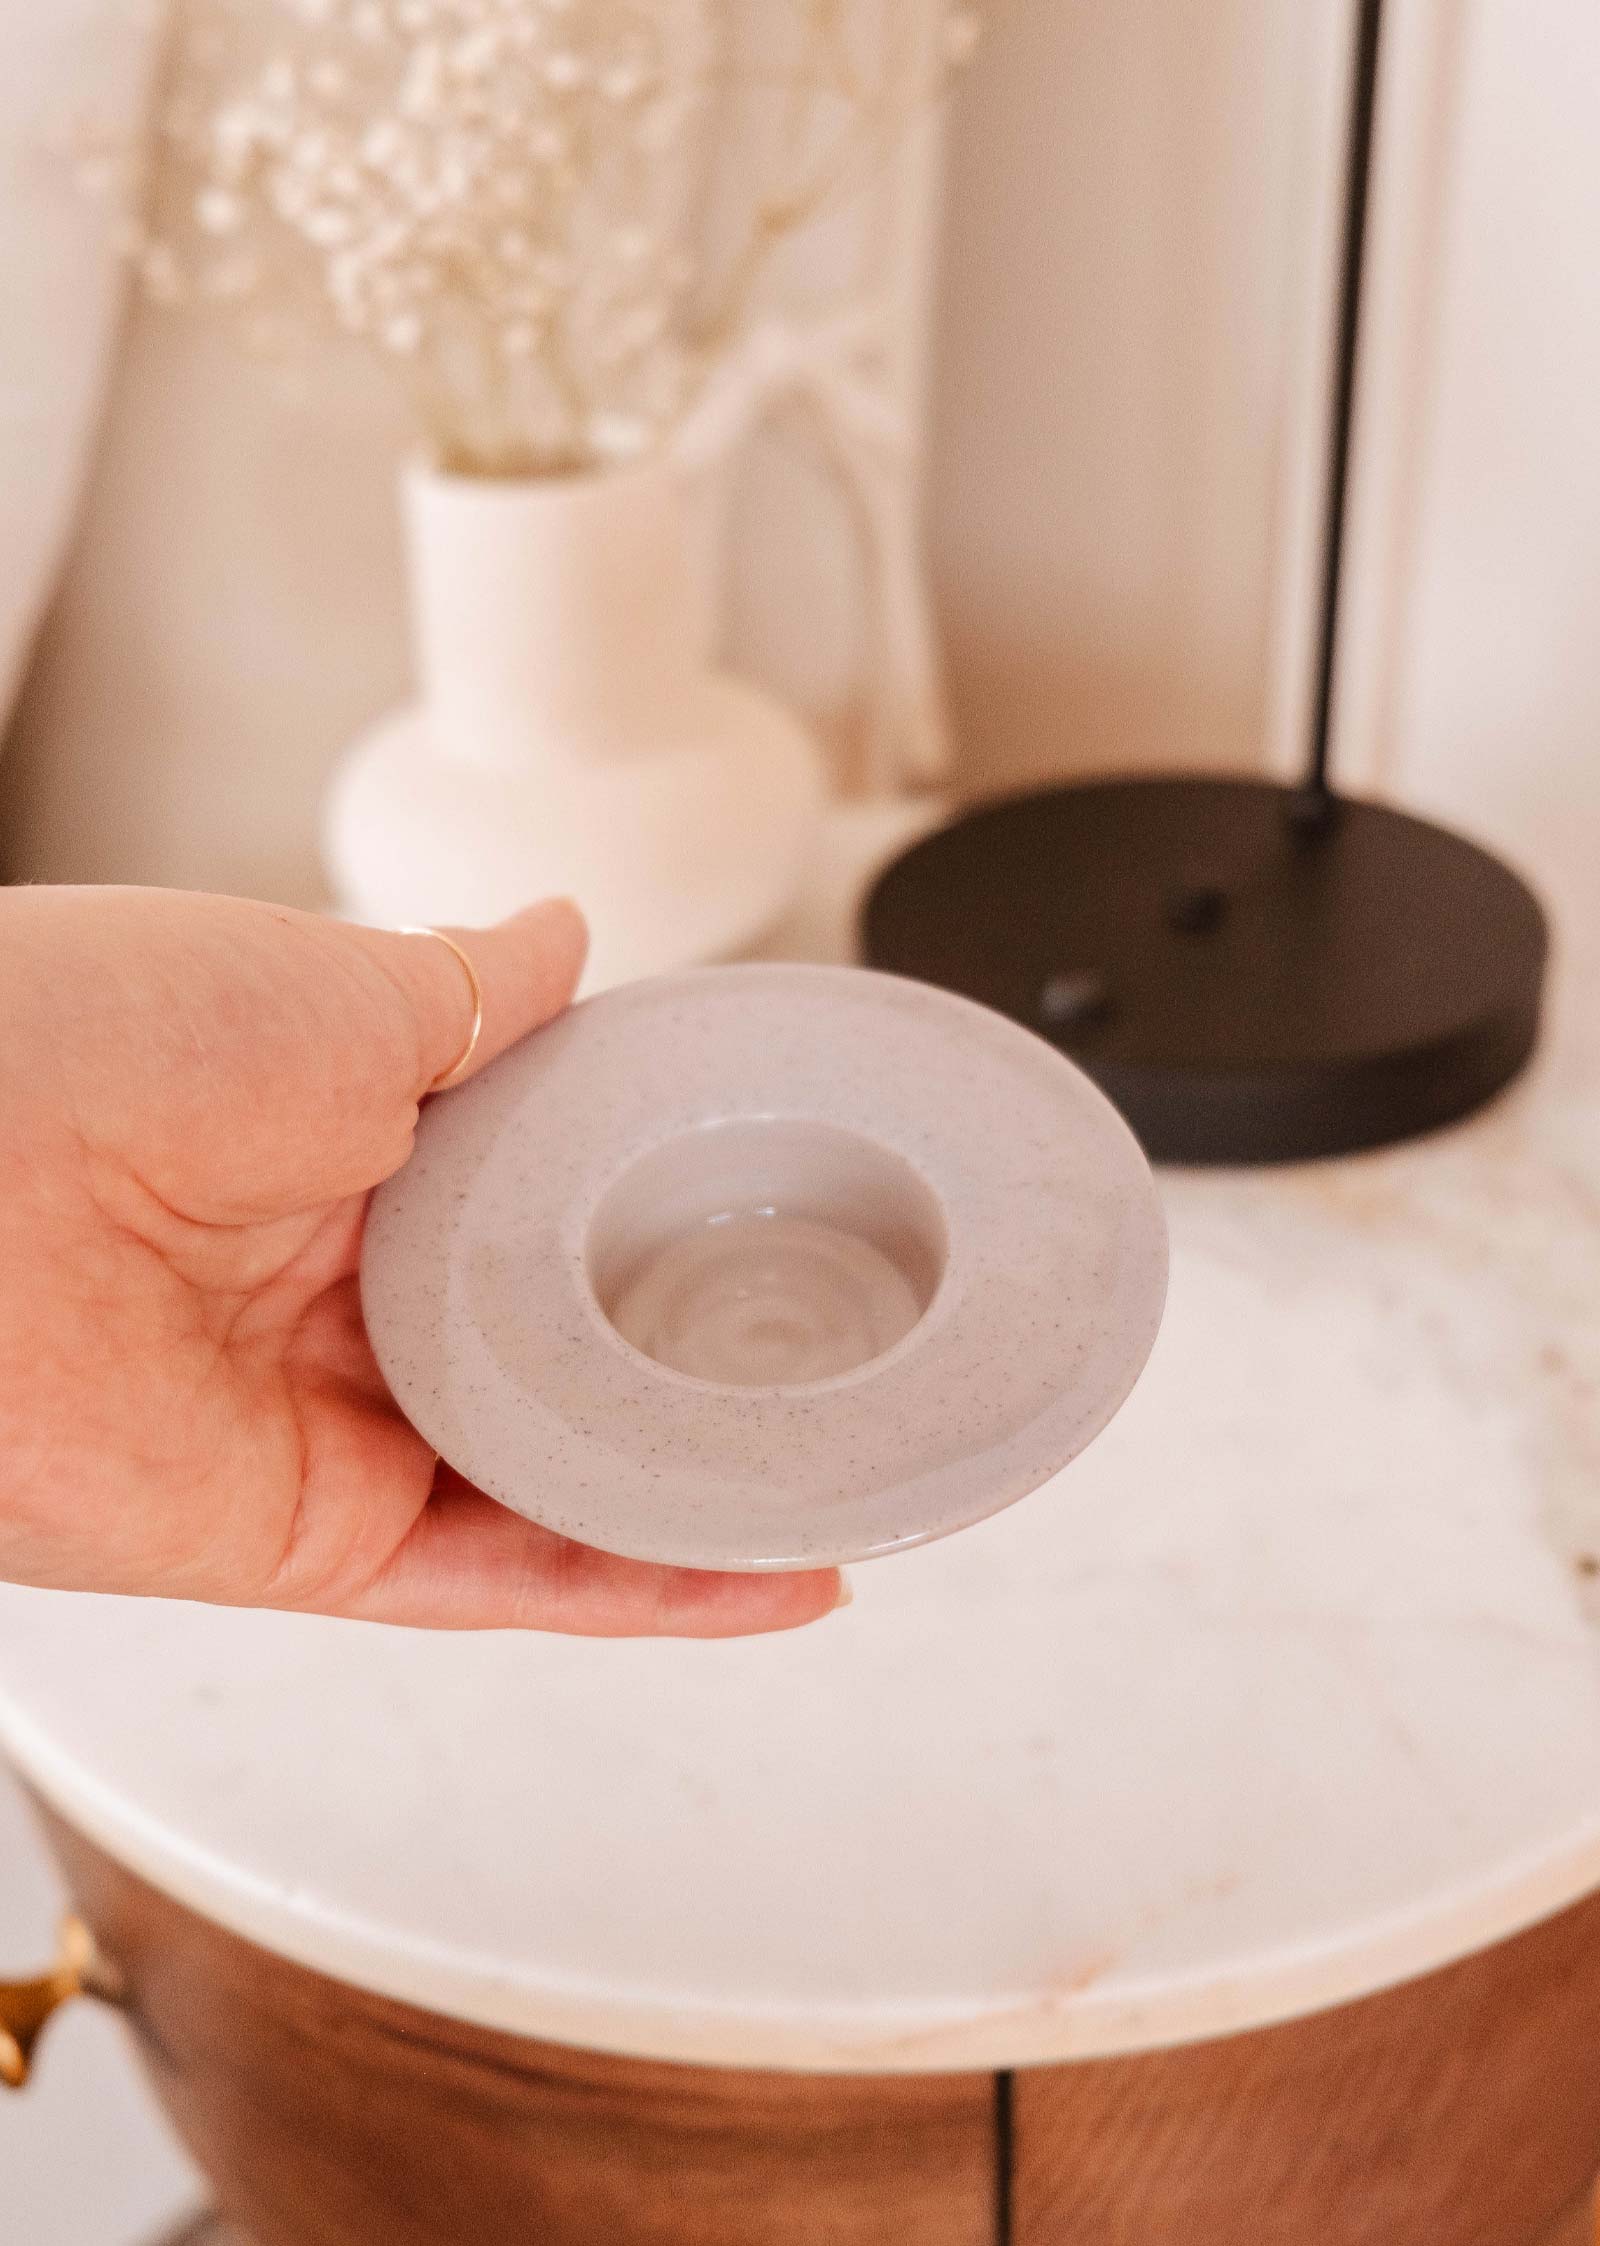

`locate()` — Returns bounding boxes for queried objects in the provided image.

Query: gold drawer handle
[0,1916,104,2088]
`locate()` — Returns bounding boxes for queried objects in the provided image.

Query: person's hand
[0,886,844,1635]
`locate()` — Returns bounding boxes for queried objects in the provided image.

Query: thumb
[359,899,589,1099]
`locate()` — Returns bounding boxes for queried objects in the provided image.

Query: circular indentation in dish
[586,1119,946,1388]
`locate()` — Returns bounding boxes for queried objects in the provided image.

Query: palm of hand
[0,888,838,1637]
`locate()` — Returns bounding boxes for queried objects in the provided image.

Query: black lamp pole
[1305,0,1384,807]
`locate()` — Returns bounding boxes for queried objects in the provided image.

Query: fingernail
[553,897,589,959]
[513,895,585,932]
[831,1573,854,1611]
[517,896,588,975]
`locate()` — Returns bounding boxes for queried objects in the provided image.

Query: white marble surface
[2,895,1598,2070]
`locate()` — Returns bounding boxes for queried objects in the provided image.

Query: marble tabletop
[2,798,1598,2075]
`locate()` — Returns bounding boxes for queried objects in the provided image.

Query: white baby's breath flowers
[107,0,984,476]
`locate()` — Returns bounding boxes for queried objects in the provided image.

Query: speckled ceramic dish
[361,964,1167,1570]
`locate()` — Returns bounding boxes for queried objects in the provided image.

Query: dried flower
[108,0,985,476]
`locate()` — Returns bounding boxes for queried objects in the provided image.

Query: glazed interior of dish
[586,1117,947,1388]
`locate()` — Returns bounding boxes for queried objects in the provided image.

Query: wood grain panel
[41,1810,997,2246]
[40,1795,1600,2246]
[147,2181,1600,2246]
[1012,1884,1600,2245]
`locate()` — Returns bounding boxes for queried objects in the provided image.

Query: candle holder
[863,0,1548,1166]
[361,965,1167,1571]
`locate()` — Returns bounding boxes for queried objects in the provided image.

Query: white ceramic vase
[323,458,825,988]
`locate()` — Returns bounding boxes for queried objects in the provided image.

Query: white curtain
[0,7,158,724]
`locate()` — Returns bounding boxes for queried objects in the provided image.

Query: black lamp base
[861,775,1548,1166]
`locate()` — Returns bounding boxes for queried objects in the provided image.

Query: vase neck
[403,462,710,771]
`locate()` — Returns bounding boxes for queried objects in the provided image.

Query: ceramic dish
[362,964,1167,1570]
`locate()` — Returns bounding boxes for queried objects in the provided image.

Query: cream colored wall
[1339,0,1600,856]
[927,0,1347,793]
[1,319,414,904]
